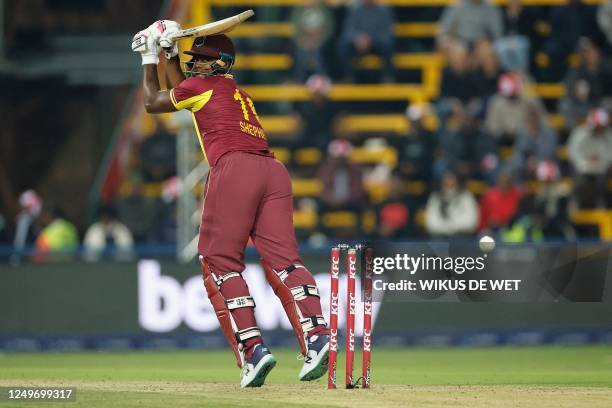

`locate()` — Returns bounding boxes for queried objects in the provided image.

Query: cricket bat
[169,10,254,41]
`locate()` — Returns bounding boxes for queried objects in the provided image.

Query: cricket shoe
[298,334,330,381]
[240,344,277,388]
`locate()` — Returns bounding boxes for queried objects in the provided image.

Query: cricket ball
[479,235,496,252]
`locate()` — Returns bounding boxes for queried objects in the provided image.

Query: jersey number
[234,89,260,123]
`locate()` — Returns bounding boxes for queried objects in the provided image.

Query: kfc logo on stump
[330,328,338,351]
[363,329,372,352]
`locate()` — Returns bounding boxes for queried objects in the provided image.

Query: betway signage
[138,260,381,335]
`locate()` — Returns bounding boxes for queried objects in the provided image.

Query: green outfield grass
[1,346,611,407]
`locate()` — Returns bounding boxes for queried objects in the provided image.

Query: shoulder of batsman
[179,76,206,88]
[177,75,238,95]
[218,74,237,86]
[203,74,237,88]
[181,74,230,86]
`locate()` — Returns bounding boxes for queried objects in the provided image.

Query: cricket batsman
[131,20,330,387]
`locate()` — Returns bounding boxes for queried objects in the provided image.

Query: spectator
[116,178,162,242]
[485,72,544,142]
[436,101,497,182]
[497,0,533,71]
[11,190,42,263]
[291,0,335,82]
[338,0,395,82]
[544,0,601,71]
[295,75,337,149]
[158,177,179,244]
[438,0,503,48]
[500,196,544,243]
[501,163,569,243]
[83,204,134,261]
[425,171,479,238]
[508,106,558,180]
[318,139,366,211]
[598,0,612,44]
[140,128,176,183]
[395,104,435,184]
[33,205,78,261]
[294,197,320,241]
[503,0,535,37]
[439,41,483,104]
[479,171,523,232]
[567,108,612,208]
[474,40,503,99]
[533,161,576,240]
[559,38,612,129]
[376,173,411,239]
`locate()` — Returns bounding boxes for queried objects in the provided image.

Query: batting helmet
[184,35,235,75]
[184,34,235,60]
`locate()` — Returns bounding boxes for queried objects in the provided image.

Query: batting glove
[131,27,160,65]
[157,20,182,59]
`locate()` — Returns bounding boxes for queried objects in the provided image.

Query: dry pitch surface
[1,346,611,407]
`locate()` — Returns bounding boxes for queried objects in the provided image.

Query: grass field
[1,346,612,407]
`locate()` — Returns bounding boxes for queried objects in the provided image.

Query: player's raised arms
[132,20,183,113]
[142,65,176,114]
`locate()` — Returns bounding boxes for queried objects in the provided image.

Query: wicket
[328,244,373,389]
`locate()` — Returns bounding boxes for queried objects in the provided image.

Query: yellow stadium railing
[231,22,438,38]
[351,146,398,168]
[322,211,359,229]
[241,83,563,103]
[571,210,612,240]
[259,116,299,134]
[231,22,295,37]
[233,52,442,70]
[260,112,567,137]
[293,209,318,229]
[233,54,292,70]
[339,114,409,134]
[531,84,566,99]
[270,147,291,163]
[293,148,323,165]
[146,110,566,142]
[394,22,438,38]
[292,178,323,197]
[243,83,432,102]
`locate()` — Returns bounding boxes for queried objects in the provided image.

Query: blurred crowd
[1,0,612,259]
[284,0,612,244]
[5,190,135,263]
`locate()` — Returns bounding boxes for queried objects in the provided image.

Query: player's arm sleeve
[170,78,213,112]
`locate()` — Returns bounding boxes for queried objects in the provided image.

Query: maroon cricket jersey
[170,75,273,166]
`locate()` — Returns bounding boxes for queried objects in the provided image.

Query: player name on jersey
[240,121,266,140]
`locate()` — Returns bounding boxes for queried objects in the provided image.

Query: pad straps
[213,271,241,287]
[274,264,305,282]
[226,296,256,310]
[236,326,261,343]
[300,315,326,333]
[290,285,320,301]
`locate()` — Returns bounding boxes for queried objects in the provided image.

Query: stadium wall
[1,245,611,351]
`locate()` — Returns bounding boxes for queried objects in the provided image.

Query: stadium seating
[124,0,610,240]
